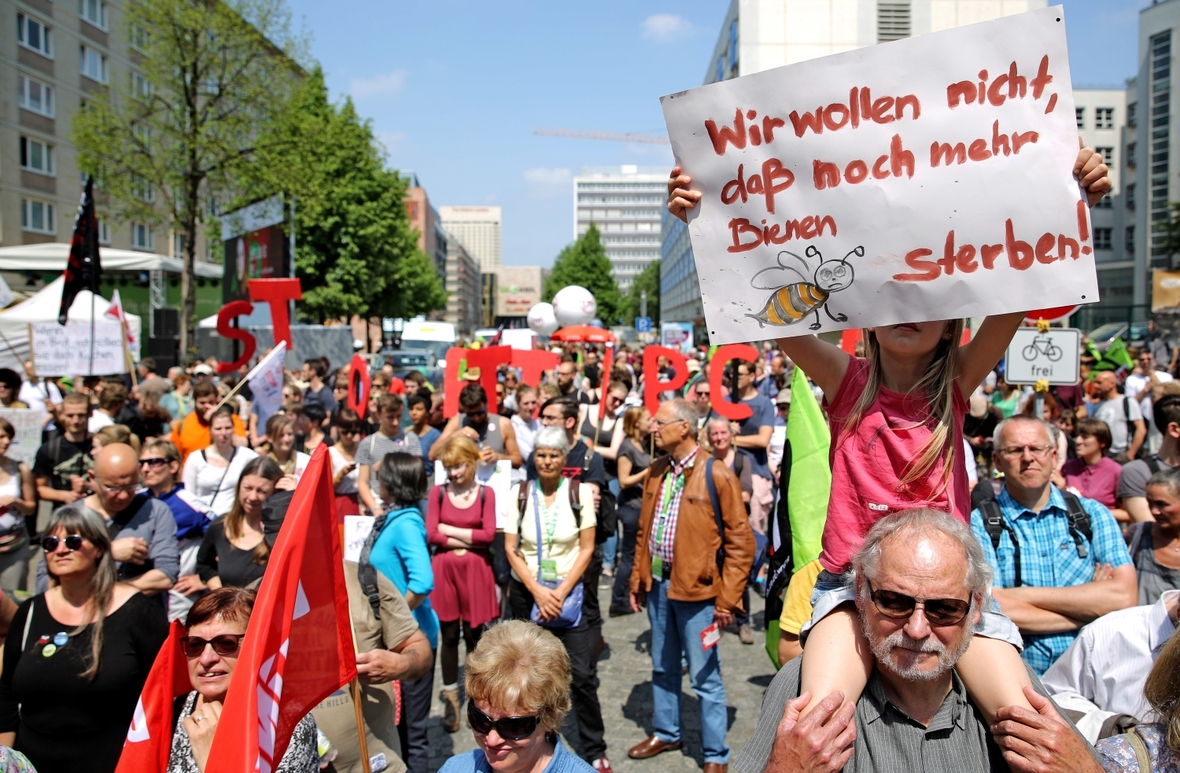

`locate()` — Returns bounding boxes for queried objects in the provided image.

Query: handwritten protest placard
[32,322,124,376]
[661,6,1097,344]
[0,409,45,467]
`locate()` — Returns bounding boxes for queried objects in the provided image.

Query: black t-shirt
[525,438,607,487]
[196,519,267,588]
[32,434,92,491]
[617,438,652,511]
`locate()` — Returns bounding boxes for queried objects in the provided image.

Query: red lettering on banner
[464,346,513,414]
[709,344,758,421]
[946,56,1053,108]
[929,122,1038,168]
[511,349,560,392]
[813,135,914,189]
[347,354,371,419]
[789,89,920,138]
[722,158,795,213]
[704,109,789,156]
[248,279,303,352]
[643,346,688,414]
[216,300,256,374]
[727,215,837,252]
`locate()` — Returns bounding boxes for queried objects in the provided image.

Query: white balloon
[552,286,597,327]
[527,303,559,336]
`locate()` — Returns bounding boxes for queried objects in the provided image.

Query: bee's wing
[751,264,809,291]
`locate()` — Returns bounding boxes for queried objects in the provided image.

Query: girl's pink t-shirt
[820,357,970,574]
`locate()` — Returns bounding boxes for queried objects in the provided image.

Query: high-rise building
[661,0,1049,326]
[574,165,664,293]
[443,235,481,336]
[440,206,502,271]
[402,173,448,281]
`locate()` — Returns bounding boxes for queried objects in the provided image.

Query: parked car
[373,348,442,387]
[1087,322,1148,352]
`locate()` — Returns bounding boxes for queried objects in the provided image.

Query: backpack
[357,506,419,620]
[973,481,1093,587]
[702,456,767,581]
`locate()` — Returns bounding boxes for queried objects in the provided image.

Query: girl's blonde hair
[1146,626,1180,752]
[846,319,966,504]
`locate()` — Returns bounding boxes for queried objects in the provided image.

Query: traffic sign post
[635,317,652,333]
[1004,328,1081,387]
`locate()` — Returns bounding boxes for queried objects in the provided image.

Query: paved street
[427,577,779,771]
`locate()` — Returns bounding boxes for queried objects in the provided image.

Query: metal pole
[640,290,647,319]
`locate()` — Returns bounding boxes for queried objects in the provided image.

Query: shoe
[592,757,614,773]
[703,763,728,773]
[608,605,634,618]
[628,736,682,759]
[440,688,461,733]
[739,624,755,645]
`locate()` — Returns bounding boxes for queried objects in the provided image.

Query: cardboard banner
[32,322,124,376]
[661,7,1097,344]
[1153,270,1180,312]
[0,409,46,467]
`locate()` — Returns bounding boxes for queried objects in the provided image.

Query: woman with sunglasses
[0,418,36,592]
[439,619,594,773]
[183,405,259,518]
[0,505,168,773]
[330,408,364,522]
[168,587,318,772]
[177,457,283,595]
[141,440,208,622]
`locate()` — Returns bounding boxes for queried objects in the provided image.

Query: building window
[715,55,724,83]
[1095,107,1115,129]
[1096,147,1114,166]
[98,221,111,244]
[19,137,54,175]
[17,75,54,117]
[20,198,55,234]
[130,223,153,250]
[1126,226,1135,253]
[1128,142,1137,167]
[1129,102,1138,127]
[1094,195,1112,209]
[728,19,738,72]
[1093,227,1112,250]
[1075,107,1085,129]
[877,1,911,42]
[173,233,186,258]
[80,45,108,83]
[17,14,52,58]
[79,0,107,30]
[131,72,152,99]
[132,175,153,202]
[1127,183,1136,209]
[130,24,149,52]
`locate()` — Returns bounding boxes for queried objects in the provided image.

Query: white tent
[0,276,142,372]
[0,244,222,277]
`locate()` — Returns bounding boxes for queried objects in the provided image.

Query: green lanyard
[534,481,560,553]
[653,465,686,547]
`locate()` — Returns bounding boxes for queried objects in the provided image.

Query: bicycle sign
[1004,328,1081,386]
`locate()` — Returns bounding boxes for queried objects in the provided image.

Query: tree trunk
[180,214,197,362]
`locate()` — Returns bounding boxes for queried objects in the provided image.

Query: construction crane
[533,127,670,145]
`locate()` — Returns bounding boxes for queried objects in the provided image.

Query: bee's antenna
[806,245,822,263]
[842,246,865,262]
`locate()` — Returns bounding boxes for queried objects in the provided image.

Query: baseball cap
[775,390,791,406]
[193,364,214,376]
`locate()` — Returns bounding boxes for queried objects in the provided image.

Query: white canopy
[0,276,142,373]
[0,243,222,277]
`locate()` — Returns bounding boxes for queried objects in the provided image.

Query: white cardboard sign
[0,409,46,467]
[31,322,125,376]
[1004,327,1080,386]
[660,6,1098,344]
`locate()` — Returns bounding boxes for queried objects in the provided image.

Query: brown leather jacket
[631,448,755,611]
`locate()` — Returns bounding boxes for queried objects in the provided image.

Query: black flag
[58,176,102,325]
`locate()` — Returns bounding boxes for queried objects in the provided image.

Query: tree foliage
[242,69,446,323]
[623,259,660,325]
[543,224,624,325]
[72,0,307,356]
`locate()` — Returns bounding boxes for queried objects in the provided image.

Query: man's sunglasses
[867,580,970,626]
[42,534,84,553]
[467,702,539,741]
[179,634,245,658]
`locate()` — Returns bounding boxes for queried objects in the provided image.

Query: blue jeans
[647,577,731,765]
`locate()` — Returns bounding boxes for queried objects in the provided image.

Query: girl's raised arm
[955,312,1025,399]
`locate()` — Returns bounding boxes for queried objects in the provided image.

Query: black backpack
[972,481,1093,587]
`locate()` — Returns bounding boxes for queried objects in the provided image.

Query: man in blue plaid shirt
[971,415,1136,675]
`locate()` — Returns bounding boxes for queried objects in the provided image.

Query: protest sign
[661,6,1098,344]
[343,515,373,563]
[32,322,124,376]
[0,409,45,467]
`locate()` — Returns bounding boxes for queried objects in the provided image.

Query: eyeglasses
[340,427,364,436]
[179,634,245,658]
[653,418,687,429]
[540,413,565,423]
[867,580,971,626]
[996,444,1055,459]
[467,702,540,741]
[464,409,488,418]
[139,457,168,469]
[97,482,140,495]
[695,390,710,397]
[41,534,84,553]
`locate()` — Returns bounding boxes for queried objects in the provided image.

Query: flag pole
[0,327,34,382]
[345,597,372,773]
[210,343,282,415]
[119,315,138,389]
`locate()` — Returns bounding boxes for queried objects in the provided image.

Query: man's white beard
[861,614,972,682]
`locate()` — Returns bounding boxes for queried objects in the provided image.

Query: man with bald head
[37,443,178,598]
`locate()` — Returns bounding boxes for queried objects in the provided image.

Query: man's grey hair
[665,398,699,428]
[851,508,993,607]
[532,426,570,455]
[992,414,1055,451]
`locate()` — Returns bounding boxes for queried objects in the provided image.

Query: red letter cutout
[709,344,758,421]
[465,346,513,413]
[442,347,468,419]
[347,354,371,419]
[248,278,303,351]
[216,300,256,374]
[643,346,688,414]
[511,349,560,392]
[598,344,615,421]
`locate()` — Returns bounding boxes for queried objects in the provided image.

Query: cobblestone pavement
[426,577,779,772]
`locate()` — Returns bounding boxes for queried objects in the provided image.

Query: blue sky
[285,0,1149,269]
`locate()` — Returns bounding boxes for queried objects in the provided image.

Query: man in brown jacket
[628,398,754,773]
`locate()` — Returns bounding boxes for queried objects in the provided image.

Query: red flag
[116,621,191,773]
[598,344,615,421]
[204,446,355,772]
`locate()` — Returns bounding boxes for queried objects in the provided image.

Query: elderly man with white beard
[734,508,1105,773]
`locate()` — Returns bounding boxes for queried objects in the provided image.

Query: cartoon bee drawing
[747,245,861,330]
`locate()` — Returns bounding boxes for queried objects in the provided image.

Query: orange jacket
[631,450,755,612]
[173,411,246,464]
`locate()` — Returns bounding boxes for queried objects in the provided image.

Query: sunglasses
[139,457,168,468]
[467,702,539,741]
[867,580,971,626]
[41,534,84,553]
[179,634,245,658]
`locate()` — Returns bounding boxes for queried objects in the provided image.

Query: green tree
[73,0,307,356]
[624,259,660,325]
[242,69,446,324]
[544,224,624,325]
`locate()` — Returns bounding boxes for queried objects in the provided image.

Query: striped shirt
[648,447,699,565]
[734,658,1007,773]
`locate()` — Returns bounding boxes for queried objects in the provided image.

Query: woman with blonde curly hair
[439,620,593,773]
[1097,626,1180,771]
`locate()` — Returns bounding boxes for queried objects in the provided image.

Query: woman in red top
[426,435,498,733]
[1060,418,1130,522]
